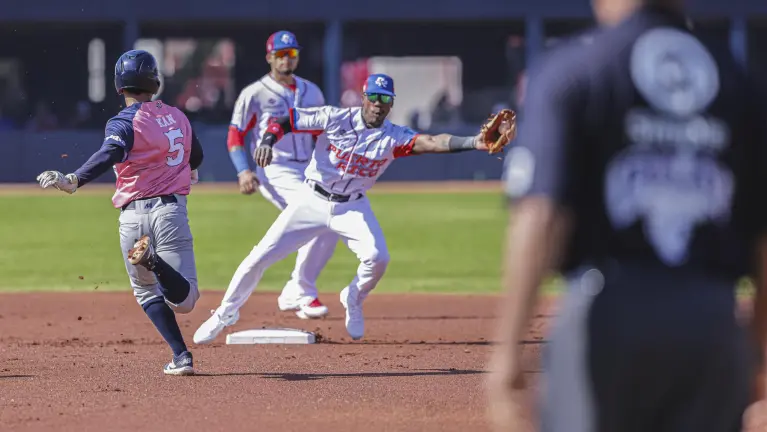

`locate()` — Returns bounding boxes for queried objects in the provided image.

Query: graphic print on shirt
[327,140,390,178]
[326,117,388,180]
[292,107,416,194]
[605,27,733,266]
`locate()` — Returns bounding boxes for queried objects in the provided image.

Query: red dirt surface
[1,292,765,432]
[0,291,525,432]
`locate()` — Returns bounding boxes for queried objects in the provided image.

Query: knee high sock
[142,298,188,356]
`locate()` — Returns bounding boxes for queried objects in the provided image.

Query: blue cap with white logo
[363,73,395,97]
[266,30,301,53]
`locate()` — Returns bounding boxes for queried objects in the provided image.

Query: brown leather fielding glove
[478,109,517,154]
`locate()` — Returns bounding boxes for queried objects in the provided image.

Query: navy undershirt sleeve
[101,117,135,158]
[73,117,135,187]
[73,144,125,186]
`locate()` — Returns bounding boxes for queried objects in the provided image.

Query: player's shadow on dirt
[321,340,494,345]
[318,316,501,321]
[0,374,34,379]
[317,340,546,346]
[310,315,557,322]
[197,368,485,381]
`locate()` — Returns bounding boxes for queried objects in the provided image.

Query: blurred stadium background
[0,0,763,183]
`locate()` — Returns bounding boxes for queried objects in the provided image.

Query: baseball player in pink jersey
[37,50,203,375]
[194,73,497,344]
[226,30,336,320]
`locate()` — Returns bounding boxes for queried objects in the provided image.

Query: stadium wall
[0,0,760,184]
[0,125,505,184]
[0,0,759,21]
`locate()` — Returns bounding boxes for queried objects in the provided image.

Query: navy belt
[121,194,177,211]
[312,183,360,203]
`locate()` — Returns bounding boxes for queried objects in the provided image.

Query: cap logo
[281,34,291,44]
[375,77,388,88]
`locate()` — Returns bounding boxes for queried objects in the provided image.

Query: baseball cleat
[127,235,156,268]
[340,287,364,340]
[279,296,329,319]
[296,298,329,319]
[164,351,194,376]
[277,294,303,312]
[193,309,239,344]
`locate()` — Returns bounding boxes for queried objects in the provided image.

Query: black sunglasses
[364,93,393,104]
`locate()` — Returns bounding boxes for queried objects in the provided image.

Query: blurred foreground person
[487,0,767,431]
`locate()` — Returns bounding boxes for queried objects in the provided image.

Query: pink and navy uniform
[64,48,204,376]
[73,101,203,209]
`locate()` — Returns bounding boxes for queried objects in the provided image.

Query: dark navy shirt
[74,103,204,186]
[503,6,767,280]
[103,103,140,159]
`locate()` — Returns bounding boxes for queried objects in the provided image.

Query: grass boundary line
[0,181,503,196]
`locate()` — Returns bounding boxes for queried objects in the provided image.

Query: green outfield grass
[0,188,531,294]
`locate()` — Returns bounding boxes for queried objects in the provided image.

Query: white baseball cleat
[278,295,329,319]
[340,287,364,340]
[296,298,329,319]
[193,309,239,344]
[277,294,300,312]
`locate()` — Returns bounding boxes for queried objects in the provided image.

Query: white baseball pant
[255,164,338,301]
[216,181,389,318]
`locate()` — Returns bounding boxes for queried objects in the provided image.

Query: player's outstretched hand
[36,170,78,194]
[254,146,273,168]
[237,169,259,195]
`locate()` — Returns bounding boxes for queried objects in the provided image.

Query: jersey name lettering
[155,114,177,128]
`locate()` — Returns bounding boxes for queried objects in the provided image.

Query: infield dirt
[3,292,767,431]
[0,291,524,432]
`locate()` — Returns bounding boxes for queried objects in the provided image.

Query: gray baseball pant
[117,194,199,313]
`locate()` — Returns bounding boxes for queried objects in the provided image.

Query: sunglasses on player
[272,49,299,59]
[364,93,393,104]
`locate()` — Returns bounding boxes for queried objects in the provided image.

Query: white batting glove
[191,169,199,185]
[36,171,78,194]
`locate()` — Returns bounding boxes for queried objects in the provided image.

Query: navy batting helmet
[114,50,161,95]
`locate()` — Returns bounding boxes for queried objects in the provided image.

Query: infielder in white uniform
[226,30,336,319]
[194,73,496,344]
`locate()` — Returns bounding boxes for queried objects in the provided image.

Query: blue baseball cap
[363,73,395,97]
[266,31,301,53]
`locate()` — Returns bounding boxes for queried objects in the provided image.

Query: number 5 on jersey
[164,129,185,167]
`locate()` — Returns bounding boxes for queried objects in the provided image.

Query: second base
[225,328,315,345]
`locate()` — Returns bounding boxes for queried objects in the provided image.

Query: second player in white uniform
[194,73,497,344]
[226,30,337,319]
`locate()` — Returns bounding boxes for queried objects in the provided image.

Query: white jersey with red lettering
[230,73,324,165]
[205,104,420,333]
[290,106,418,195]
